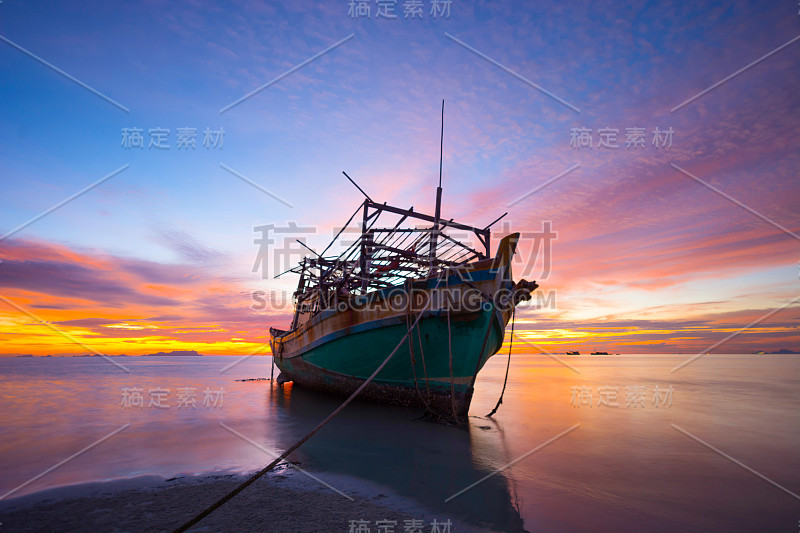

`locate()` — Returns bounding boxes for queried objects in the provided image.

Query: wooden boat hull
[270,234,524,418]
[274,307,508,417]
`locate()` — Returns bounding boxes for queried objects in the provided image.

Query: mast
[430,100,444,269]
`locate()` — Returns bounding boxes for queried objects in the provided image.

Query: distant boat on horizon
[566,350,580,355]
[591,351,609,355]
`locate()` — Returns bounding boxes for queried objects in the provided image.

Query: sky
[0,0,798,356]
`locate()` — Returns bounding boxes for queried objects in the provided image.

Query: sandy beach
[0,467,487,532]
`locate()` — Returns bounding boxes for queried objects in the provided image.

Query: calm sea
[0,354,798,532]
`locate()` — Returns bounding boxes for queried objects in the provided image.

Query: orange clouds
[0,238,287,356]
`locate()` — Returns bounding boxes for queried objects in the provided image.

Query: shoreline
[0,467,491,532]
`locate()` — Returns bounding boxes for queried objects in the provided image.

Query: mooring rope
[487,306,514,418]
[172,296,436,533]
[405,283,436,414]
[405,280,457,424]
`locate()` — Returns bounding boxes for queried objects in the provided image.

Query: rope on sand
[172,290,436,533]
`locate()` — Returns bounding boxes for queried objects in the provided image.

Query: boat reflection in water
[268,382,528,532]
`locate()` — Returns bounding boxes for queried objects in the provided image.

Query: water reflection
[271,384,527,531]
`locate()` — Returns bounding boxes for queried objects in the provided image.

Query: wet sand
[0,468,488,532]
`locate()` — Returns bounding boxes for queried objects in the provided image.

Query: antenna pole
[430,100,444,269]
[438,100,444,189]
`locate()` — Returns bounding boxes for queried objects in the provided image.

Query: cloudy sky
[1,0,798,355]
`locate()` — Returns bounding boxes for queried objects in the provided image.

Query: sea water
[0,354,798,532]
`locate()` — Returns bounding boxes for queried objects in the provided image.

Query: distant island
[753,349,799,354]
[142,350,203,357]
[72,350,203,358]
[8,350,208,357]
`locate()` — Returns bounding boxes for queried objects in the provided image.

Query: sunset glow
[1,1,798,356]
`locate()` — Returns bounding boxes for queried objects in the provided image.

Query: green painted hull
[275,306,507,417]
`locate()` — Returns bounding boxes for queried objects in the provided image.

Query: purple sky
[0,0,798,355]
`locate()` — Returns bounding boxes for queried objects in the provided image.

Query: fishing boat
[566,351,580,355]
[269,104,538,420]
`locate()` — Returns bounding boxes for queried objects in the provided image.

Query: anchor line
[172,285,439,533]
[487,305,514,417]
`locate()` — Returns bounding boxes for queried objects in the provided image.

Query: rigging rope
[406,282,436,414]
[445,267,458,420]
[487,306,514,418]
[415,308,433,398]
